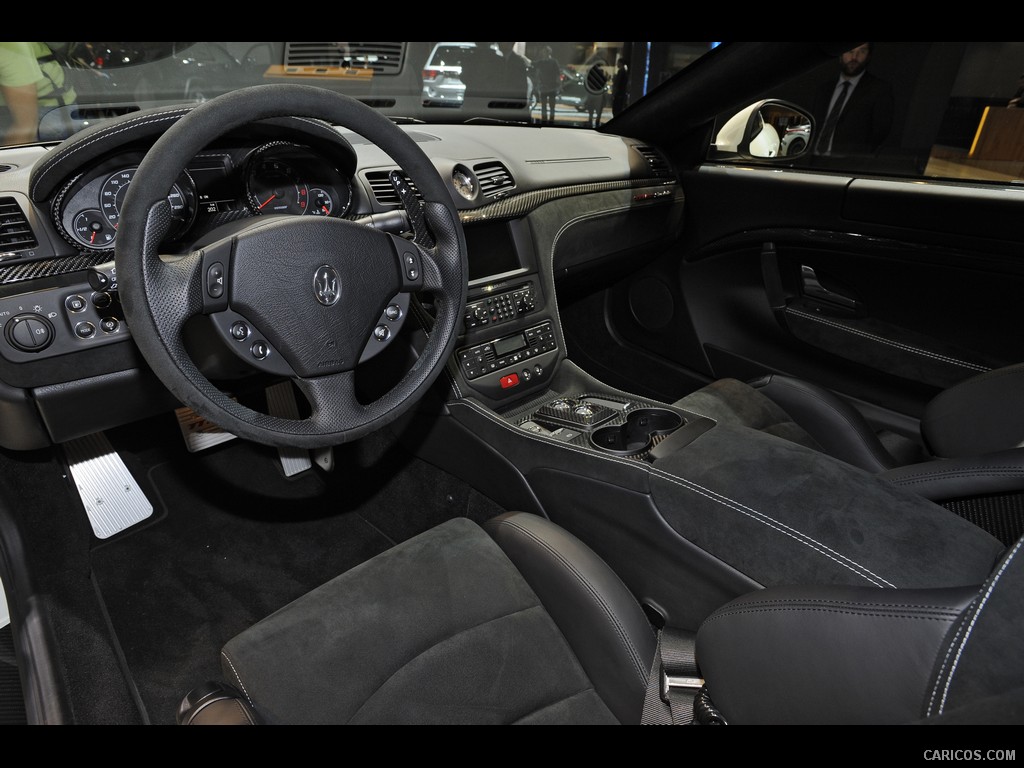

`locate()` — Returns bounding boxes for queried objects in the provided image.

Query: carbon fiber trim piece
[459,179,678,224]
[0,253,110,286]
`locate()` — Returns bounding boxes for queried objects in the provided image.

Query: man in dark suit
[812,43,894,157]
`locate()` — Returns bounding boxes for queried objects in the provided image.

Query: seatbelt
[641,627,726,725]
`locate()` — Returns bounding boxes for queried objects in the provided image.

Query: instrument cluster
[54,142,355,253]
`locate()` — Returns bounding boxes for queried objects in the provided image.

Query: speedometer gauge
[100,168,187,232]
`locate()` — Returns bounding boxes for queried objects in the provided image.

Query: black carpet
[0,625,26,724]
[90,423,503,724]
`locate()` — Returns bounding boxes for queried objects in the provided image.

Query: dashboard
[0,106,680,450]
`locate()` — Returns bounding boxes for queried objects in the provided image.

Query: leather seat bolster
[696,583,978,724]
[485,512,657,725]
[923,364,1024,458]
[882,448,1024,502]
[754,375,897,472]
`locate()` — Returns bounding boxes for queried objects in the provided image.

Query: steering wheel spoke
[293,369,360,431]
[145,247,205,335]
[115,84,467,448]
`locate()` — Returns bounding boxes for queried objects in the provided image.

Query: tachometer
[247,158,309,216]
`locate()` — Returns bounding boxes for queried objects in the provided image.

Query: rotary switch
[5,313,54,352]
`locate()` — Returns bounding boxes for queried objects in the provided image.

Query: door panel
[601,164,1024,426]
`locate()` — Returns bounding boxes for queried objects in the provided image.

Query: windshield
[0,41,720,147]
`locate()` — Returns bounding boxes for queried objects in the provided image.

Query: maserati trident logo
[314,265,341,306]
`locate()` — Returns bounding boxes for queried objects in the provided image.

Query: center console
[452,218,562,403]
[412,188,1007,635]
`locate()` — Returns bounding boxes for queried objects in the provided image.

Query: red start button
[499,373,520,389]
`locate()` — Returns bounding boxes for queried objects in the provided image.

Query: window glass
[0,41,720,147]
[711,42,1024,185]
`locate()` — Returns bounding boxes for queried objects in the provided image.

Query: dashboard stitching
[31,108,192,199]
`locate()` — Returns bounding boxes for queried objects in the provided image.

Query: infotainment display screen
[463,221,521,281]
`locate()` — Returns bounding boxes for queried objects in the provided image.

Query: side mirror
[712,99,814,160]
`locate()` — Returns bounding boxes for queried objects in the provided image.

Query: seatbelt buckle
[660,672,704,704]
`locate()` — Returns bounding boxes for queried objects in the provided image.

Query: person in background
[533,46,561,125]
[583,51,609,129]
[811,42,893,157]
[0,42,76,145]
[612,56,629,117]
[496,41,529,103]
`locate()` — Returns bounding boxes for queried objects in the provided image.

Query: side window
[712,42,1024,185]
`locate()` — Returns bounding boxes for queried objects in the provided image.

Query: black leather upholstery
[922,363,1024,458]
[752,375,898,472]
[676,366,1024,481]
[485,512,656,724]
[695,584,977,724]
[182,514,1024,725]
[883,448,1024,502]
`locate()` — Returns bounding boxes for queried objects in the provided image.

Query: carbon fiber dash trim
[0,253,110,286]
[459,178,678,224]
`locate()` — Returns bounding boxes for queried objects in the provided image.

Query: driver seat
[178,513,1024,725]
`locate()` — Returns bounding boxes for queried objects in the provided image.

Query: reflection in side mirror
[713,99,814,161]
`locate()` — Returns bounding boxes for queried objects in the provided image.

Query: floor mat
[0,625,26,724]
[89,433,500,724]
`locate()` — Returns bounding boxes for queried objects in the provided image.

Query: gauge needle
[258,194,278,210]
[321,206,329,215]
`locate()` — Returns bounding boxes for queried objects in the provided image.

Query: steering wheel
[115,85,467,449]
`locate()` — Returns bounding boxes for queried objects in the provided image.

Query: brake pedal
[265,382,313,477]
[63,432,153,540]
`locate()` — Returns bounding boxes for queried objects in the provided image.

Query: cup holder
[589,408,683,456]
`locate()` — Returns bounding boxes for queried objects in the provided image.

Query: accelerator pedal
[63,432,153,540]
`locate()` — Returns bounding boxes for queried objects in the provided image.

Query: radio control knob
[472,306,488,321]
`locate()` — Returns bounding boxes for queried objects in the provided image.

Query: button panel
[463,284,536,331]
[457,321,557,380]
[0,281,130,362]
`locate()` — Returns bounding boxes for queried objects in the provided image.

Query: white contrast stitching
[32,108,191,198]
[932,538,1023,715]
[220,650,256,707]
[653,473,893,588]
[787,309,990,373]
[451,399,894,588]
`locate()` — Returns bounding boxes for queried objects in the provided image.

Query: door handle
[800,265,859,312]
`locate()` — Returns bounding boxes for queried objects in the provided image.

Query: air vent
[0,198,37,254]
[474,161,515,199]
[284,42,406,75]
[633,145,672,177]
[0,164,14,173]
[365,170,422,206]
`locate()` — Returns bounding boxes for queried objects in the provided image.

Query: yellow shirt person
[0,42,76,145]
